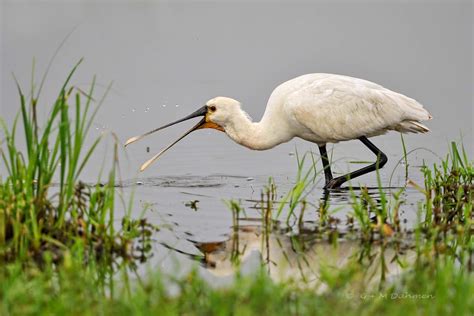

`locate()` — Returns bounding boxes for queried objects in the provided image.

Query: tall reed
[0,61,148,263]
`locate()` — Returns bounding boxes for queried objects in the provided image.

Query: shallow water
[1,1,472,283]
[112,165,424,284]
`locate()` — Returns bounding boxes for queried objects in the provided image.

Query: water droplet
[246,177,254,181]
[136,181,143,185]
[95,127,99,130]
[132,108,136,112]
[145,107,150,112]
[162,104,167,108]
[175,104,180,108]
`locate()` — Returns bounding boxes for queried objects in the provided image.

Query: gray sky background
[1,0,472,182]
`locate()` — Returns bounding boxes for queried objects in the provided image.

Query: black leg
[324,136,388,190]
[318,145,333,185]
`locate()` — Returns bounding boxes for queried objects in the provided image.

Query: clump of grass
[0,61,152,264]
[237,141,472,286]
[1,249,473,315]
[422,142,473,224]
[276,150,321,225]
[348,185,409,284]
[417,142,473,270]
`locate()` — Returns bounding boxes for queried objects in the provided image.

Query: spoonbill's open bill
[125,74,432,189]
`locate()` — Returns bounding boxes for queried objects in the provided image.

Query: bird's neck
[223,109,293,150]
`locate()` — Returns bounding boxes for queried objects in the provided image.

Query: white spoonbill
[125,74,432,189]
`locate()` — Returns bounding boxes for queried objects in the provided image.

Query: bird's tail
[395,120,430,133]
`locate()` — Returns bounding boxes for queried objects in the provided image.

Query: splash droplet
[162,104,167,108]
[145,107,150,112]
[175,104,180,108]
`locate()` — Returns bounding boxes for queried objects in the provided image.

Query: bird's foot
[323,177,346,190]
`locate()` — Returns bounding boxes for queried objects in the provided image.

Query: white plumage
[217,73,431,148]
[285,74,430,140]
[126,73,432,189]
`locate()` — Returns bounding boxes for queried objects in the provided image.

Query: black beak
[124,105,208,147]
[125,105,210,171]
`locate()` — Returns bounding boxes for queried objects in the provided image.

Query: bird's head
[204,96,242,129]
[124,96,241,171]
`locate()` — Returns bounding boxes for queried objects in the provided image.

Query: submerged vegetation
[0,62,473,315]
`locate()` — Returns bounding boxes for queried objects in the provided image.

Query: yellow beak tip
[124,136,140,147]
[140,159,154,172]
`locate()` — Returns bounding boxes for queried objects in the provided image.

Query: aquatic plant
[417,142,473,270]
[1,241,473,315]
[223,140,473,288]
[275,150,321,225]
[0,61,153,264]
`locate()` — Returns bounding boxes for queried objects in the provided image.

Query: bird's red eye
[209,106,217,112]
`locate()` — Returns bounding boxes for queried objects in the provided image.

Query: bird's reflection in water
[166,188,414,286]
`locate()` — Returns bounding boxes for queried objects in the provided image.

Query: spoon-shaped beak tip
[140,160,152,172]
[124,135,141,147]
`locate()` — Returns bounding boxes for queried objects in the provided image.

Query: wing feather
[284,75,431,143]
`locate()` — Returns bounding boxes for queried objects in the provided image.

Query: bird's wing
[284,77,431,143]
